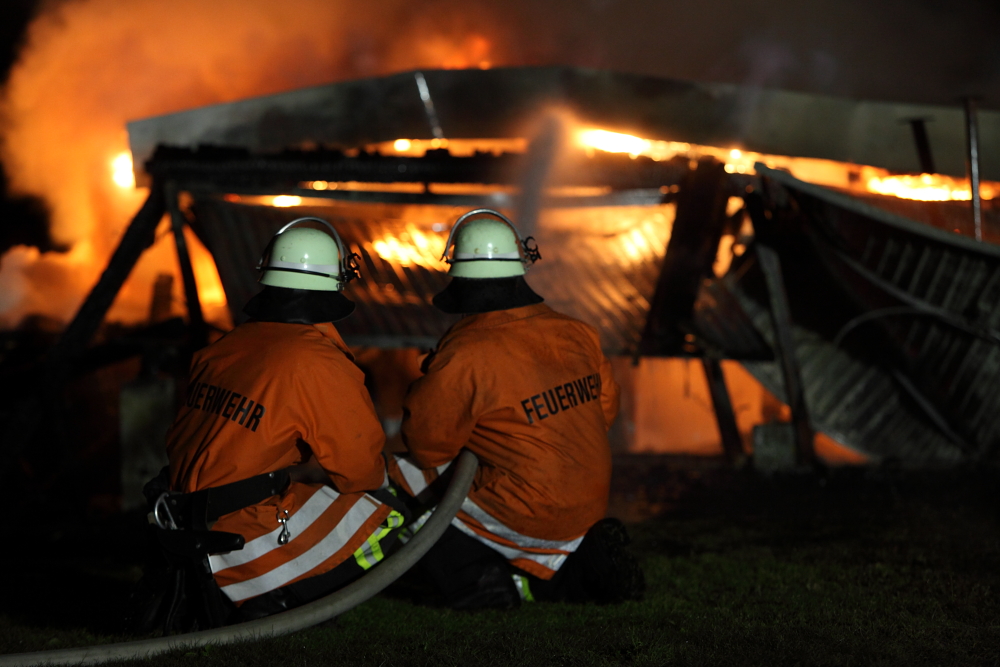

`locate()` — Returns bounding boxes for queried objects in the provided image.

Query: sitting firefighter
[389,209,645,610]
[131,218,404,632]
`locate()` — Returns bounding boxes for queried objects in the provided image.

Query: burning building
[3,65,1000,506]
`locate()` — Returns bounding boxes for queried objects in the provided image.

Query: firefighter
[147,218,404,628]
[389,209,645,610]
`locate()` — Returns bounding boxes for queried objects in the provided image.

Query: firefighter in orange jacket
[161,218,403,623]
[389,209,644,609]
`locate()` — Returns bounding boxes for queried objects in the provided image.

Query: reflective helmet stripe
[452,251,522,261]
[265,258,340,274]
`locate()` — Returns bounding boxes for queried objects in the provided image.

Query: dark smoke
[0,0,50,256]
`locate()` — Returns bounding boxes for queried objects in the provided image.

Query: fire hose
[0,450,478,667]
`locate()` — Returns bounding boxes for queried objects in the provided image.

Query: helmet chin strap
[257,217,361,284]
[440,208,541,266]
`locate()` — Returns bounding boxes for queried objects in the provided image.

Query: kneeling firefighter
[389,209,645,610]
[130,218,405,632]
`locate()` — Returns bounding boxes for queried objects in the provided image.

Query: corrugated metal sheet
[693,265,963,462]
[758,165,1000,459]
[834,189,1000,244]
[189,196,673,354]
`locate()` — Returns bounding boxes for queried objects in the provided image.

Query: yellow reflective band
[352,510,405,570]
[512,574,535,602]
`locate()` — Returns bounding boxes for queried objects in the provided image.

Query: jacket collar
[442,303,552,342]
[311,322,355,361]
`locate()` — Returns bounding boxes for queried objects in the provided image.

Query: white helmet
[257,217,360,291]
[440,209,541,278]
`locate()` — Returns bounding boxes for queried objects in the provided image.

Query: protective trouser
[390,456,585,579]
[389,458,644,610]
[415,519,645,610]
[127,468,406,633]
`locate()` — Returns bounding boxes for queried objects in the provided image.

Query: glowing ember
[111,152,135,189]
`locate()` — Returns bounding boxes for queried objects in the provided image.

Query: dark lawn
[1,462,998,666]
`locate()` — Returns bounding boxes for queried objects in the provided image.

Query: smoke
[0,0,513,328]
[1,0,997,328]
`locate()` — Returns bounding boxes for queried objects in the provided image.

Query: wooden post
[165,181,207,349]
[701,357,745,462]
[641,158,730,354]
[746,189,816,466]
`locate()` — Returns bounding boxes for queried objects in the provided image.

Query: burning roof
[127,66,1000,186]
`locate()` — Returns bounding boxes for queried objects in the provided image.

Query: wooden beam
[746,190,816,466]
[640,158,730,354]
[701,357,746,462]
[165,181,207,349]
[51,180,167,362]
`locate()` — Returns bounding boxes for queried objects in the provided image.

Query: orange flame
[0,0,511,330]
[866,173,998,201]
[371,224,448,269]
[575,127,998,203]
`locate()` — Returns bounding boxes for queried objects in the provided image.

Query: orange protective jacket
[396,303,620,579]
[166,321,392,603]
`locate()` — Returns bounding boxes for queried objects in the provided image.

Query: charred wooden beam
[701,357,746,462]
[906,118,936,175]
[144,145,688,192]
[165,182,207,349]
[640,158,730,354]
[53,181,167,362]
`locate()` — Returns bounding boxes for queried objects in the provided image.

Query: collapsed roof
[47,66,989,465]
[128,66,1000,184]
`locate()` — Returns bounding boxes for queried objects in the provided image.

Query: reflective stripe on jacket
[398,303,620,579]
[166,321,392,602]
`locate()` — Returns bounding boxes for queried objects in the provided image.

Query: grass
[1,463,998,666]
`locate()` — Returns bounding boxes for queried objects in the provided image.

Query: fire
[370,137,528,157]
[418,34,493,70]
[0,0,515,331]
[111,152,135,189]
[866,173,997,202]
[576,127,999,203]
[371,224,447,269]
[577,130,651,157]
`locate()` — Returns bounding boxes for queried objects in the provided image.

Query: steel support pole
[964,97,983,242]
